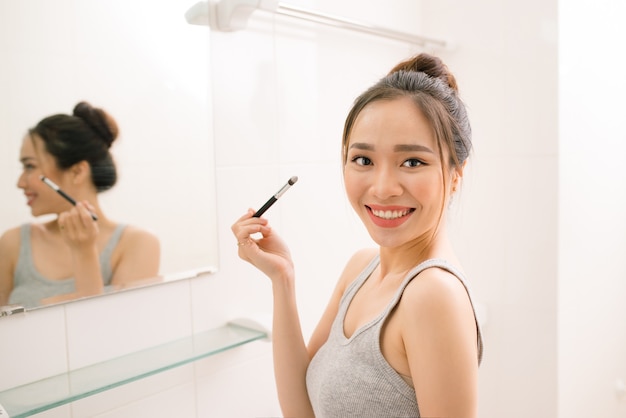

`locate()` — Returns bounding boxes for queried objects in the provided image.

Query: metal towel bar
[185,0,449,49]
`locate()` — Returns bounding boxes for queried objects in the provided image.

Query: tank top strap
[331,254,380,341]
[19,223,31,256]
[99,224,127,285]
[384,258,484,364]
[15,224,37,283]
[340,254,380,304]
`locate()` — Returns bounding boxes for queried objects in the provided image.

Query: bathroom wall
[558,1,626,417]
[1,1,625,418]
[422,0,559,416]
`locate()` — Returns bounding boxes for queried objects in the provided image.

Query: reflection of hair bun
[30,102,119,192]
[388,54,459,93]
[73,101,119,148]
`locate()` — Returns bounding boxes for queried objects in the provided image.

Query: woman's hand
[47,200,104,299]
[57,201,99,251]
[231,209,294,283]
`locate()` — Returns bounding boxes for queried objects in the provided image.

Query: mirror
[0,0,218,310]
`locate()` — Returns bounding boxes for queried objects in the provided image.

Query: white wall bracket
[186,0,277,32]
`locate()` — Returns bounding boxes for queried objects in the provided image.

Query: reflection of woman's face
[343,97,449,249]
[16,135,72,217]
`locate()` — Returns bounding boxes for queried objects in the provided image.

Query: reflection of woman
[232,53,483,417]
[0,102,160,308]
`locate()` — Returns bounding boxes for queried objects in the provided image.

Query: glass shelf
[0,324,267,418]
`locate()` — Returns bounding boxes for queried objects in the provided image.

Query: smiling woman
[0,0,218,311]
[231,52,482,418]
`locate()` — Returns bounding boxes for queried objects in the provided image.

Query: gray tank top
[306,256,483,418]
[8,223,126,308]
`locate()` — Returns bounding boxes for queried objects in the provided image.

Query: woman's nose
[16,172,27,189]
[371,167,402,200]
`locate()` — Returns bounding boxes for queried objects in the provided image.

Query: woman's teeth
[371,208,412,220]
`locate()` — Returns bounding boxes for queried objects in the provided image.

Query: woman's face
[16,135,72,217]
[343,97,454,249]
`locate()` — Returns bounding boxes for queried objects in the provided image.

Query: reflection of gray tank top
[306,256,484,418]
[8,223,126,309]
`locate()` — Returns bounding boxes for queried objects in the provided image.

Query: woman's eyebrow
[20,156,36,163]
[348,143,434,153]
[393,144,434,153]
[348,142,374,151]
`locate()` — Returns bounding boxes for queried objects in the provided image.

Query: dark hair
[342,53,472,171]
[29,101,119,192]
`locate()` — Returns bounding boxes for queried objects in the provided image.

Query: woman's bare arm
[401,268,479,418]
[0,228,19,305]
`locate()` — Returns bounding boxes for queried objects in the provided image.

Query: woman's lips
[365,205,415,228]
[24,193,36,206]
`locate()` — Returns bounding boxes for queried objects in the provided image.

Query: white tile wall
[194,343,280,418]
[210,18,279,170]
[70,367,195,418]
[0,306,67,391]
[29,404,72,418]
[559,2,626,416]
[89,382,197,418]
[64,280,193,370]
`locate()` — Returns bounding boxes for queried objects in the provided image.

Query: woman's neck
[377,230,456,278]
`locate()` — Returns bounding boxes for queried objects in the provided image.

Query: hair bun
[388,53,458,92]
[73,101,119,148]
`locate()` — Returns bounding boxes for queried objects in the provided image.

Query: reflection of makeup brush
[40,175,98,221]
[253,176,298,218]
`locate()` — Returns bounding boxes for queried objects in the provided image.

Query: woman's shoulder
[405,261,468,298]
[399,261,474,324]
[338,247,378,287]
[0,225,22,249]
[110,224,160,265]
[0,225,24,271]
[346,247,378,268]
[118,225,160,247]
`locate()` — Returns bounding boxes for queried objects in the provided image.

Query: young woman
[0,102,160,308]
[232,53,483,417]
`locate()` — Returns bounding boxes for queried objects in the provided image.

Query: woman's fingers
[74,202,94,226]
[231,209,268,243]
[233,208,254,224]
[58,202,98,246]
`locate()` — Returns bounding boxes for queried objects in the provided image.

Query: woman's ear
[451,160,467,193]
[70,160,92,185]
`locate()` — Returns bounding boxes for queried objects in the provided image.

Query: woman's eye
[351,156,372,166]
[402,158,424,168]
